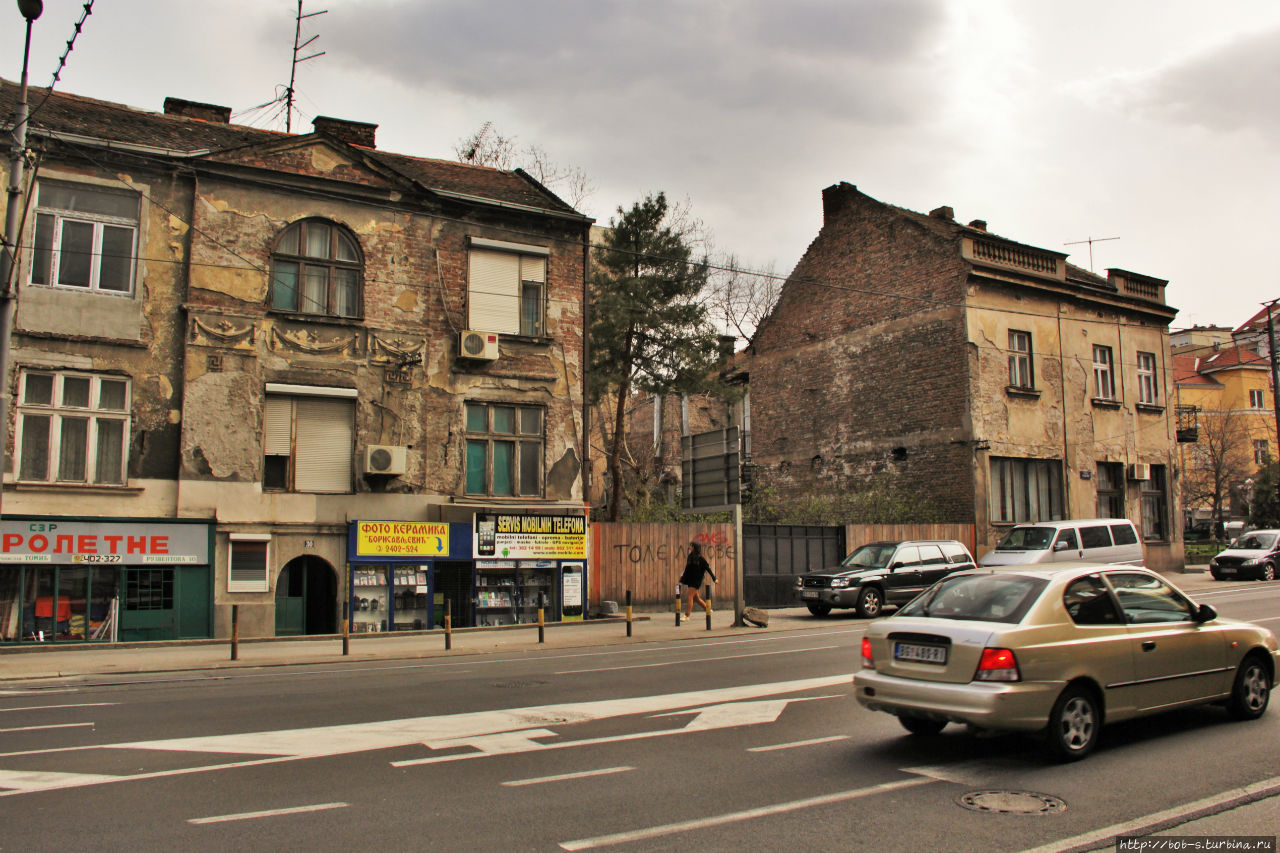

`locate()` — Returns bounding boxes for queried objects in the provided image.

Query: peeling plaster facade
[748,183,1183,570]
[1,82,590,641]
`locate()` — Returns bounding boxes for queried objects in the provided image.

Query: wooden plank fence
[591,522,736,609]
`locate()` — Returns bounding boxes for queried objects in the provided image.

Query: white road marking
[555,645,841,675]
[1017,774,1280,853]
[503,766,633,787]
[188,802,348,825]
[559,775,937,850]
[0,676,850,794]
[0,769,121,791]
[0,703,115,713]
[0,722,93,733]
[747,735,850,752]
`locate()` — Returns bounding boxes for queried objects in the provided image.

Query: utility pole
[1264,300,1280,507]
[0,0,44,517]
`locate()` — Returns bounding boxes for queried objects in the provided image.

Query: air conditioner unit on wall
[364,445,407,476]
[1126,463,1152,481]
[459,330,499,361]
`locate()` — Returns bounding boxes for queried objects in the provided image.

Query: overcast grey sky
[7,0,1278,330]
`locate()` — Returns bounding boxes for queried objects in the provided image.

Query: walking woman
[679,541,717,619]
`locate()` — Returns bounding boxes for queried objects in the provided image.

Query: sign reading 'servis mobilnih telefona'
[0,520,209,565]
[473,514,586,560]
[354,521,450,558]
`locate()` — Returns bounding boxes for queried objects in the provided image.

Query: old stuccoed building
[0,81,591,644]
[748,183,1184,570]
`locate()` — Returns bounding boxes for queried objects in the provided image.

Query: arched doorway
[275,556,337,636]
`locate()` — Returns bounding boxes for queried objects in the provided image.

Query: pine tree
[589,192,721,520]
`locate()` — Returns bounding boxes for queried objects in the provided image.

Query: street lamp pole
[0,0,44,517]
[1265,300,1280,509]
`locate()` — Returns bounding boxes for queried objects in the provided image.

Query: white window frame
[1008,330,1033,388]
[1092,345,1115,400]
[1250,389,1265,409]
[29,179,140,295]
[1254,440,1270,466]
[228,533,271,593]
[467,238,549,337]
[15,370,131,484]
[263,384,356,494]
[1136,351,1158,405]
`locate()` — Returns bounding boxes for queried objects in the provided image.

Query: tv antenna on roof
[285,0,327,133]
[1064,235,1119,273]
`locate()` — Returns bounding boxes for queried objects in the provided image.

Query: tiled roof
[1173,354,1220,385]
[1202,345,1268,370]
[0,79,584,218]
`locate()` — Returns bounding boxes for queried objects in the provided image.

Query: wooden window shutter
[293,397,353,493]
[263,396,293,455]
[468,249,519,334]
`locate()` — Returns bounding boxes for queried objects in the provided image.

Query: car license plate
[801,590,820,600]
[894,641,947,664]
[1219,567,1236,575]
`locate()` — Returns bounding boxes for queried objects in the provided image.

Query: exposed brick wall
[749,184,976,522]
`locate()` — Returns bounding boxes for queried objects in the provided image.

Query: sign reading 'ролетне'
[0,521,209,564]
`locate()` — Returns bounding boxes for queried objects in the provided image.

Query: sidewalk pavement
[0,565,1236,684]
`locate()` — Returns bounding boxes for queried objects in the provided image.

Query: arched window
[270,219,362,318]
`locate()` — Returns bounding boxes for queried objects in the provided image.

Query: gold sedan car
[853,565,1279,760]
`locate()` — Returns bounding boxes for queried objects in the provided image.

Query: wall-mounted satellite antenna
[1064,235,1119,273]
[285,0,327,133]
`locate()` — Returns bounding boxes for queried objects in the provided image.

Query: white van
[979,518,1144,567]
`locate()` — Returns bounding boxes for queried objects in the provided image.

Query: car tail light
[861,637,875,669]
[974,647,1020,682]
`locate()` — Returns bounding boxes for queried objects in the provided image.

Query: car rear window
[940,542,971,563]
[898,573,1048,623]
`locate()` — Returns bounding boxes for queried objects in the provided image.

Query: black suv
[794,540,977,618]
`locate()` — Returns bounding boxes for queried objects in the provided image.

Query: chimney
[717,334,737,364]
[929,206,954,220]
[968,219,987,231]
[163,97,231,124]
[312,116,378,149]
[821,182,858,226]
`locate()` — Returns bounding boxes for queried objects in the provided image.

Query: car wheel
[806,602,832,617]
[1046,685,1100,761]
[1261,562,1276,582]
[1226,654,1272,720]
[899,715,946,736]
[856,586,883,618]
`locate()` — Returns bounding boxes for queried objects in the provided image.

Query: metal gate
[743,524,845,607]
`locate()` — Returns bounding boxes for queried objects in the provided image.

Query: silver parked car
[853,565,1278,760]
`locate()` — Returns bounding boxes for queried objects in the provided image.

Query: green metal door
[275,562,305,636]
[176,566,211,638]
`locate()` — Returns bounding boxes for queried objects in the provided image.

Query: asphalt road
[1,583,1278,853]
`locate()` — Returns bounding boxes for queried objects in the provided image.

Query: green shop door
[275,556,336,636]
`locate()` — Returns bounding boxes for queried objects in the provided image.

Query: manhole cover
[492,680,548,689]
[956,791,1066,815]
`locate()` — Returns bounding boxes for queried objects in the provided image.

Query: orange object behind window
[34,597,71,620]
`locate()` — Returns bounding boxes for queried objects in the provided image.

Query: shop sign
[474,514,586,560]
[0,520,208,565]
[354,521,449,558]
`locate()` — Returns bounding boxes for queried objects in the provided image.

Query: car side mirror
[1194,603,1217,623]
[1053,541,1069,551]
[889,562,902,571]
